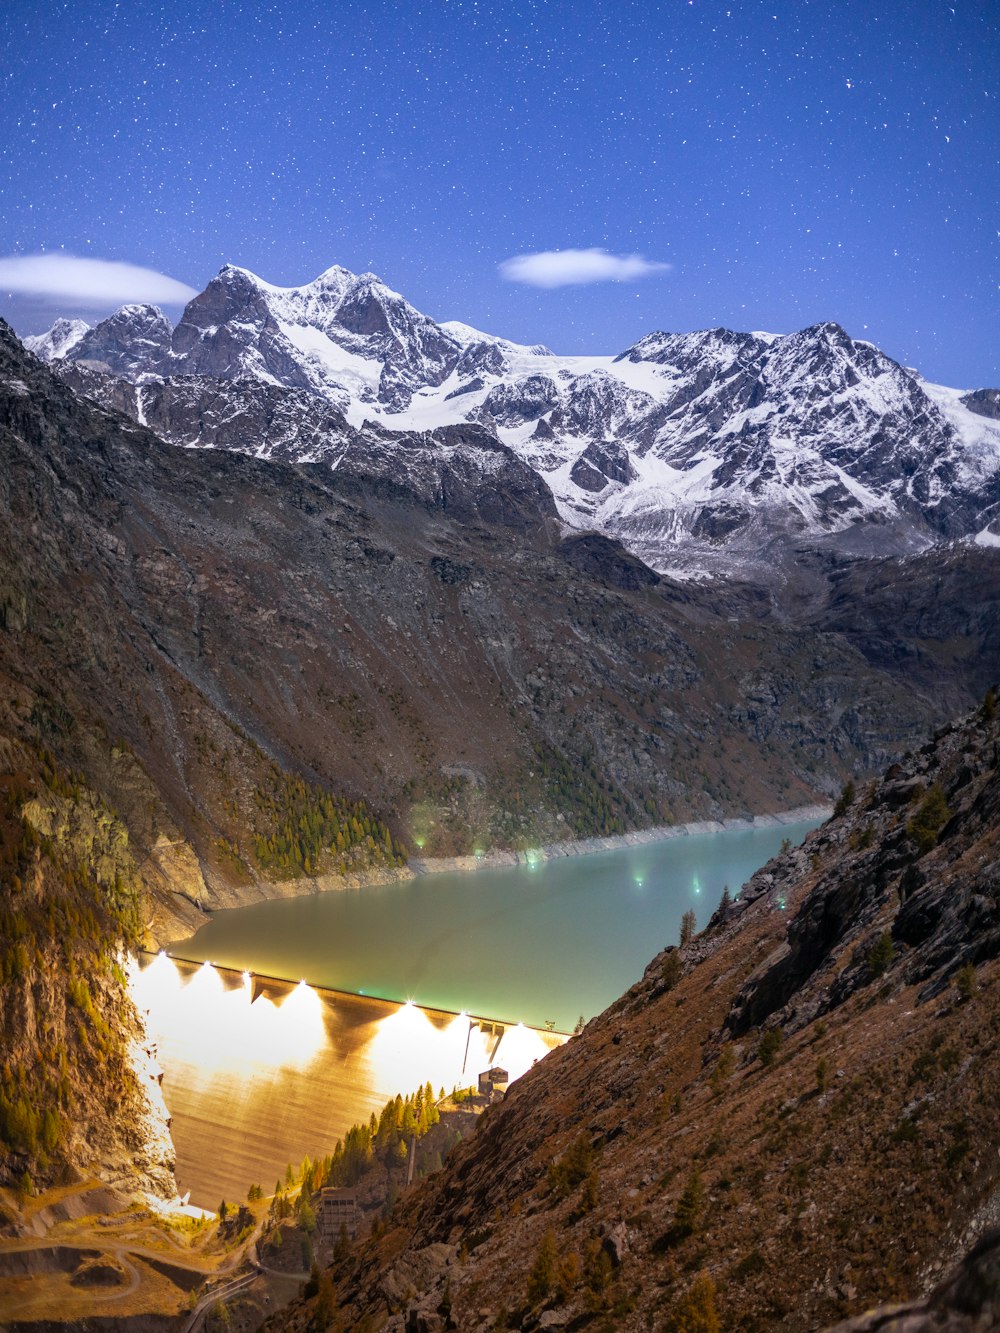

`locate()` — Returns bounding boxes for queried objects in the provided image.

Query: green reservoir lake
[136,816,823,1204]
[175,817,821,1033]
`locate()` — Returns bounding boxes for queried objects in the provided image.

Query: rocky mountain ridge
[273,697,1000,1331]
[29,263,1000,577]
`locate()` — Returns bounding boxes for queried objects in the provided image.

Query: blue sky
[1,0,997,384]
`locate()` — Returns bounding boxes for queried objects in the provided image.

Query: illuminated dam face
[131,955,328,1076]
[127,954,560,1207]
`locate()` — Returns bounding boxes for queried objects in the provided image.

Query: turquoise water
[177,820,819,1032]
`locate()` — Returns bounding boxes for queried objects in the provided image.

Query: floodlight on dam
[365,999,456,1092]
[493,1021,551,1079]
[129,953,327,1078]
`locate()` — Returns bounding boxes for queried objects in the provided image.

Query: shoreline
[161,803,831,945]
[156,861,416,950]
[409,802,832,876]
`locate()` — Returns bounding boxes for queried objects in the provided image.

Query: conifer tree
[680,909,697,946]
[673,1167,704,1237]
[527,1228,558,1303]
[666,1270,720,1333]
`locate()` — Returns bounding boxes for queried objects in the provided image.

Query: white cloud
[0,253,198,304]
[499,247,671,289]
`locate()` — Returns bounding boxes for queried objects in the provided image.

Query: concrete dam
[130,952,565,1208]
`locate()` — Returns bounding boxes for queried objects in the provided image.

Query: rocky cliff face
[68,303,174,377]
[0,739,174,1197]
[273,699,1000,1331]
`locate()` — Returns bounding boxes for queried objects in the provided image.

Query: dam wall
[130,953,564,1208]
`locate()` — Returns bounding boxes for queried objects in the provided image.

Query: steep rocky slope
[32,263,1000,575]
[277,699,1000,1332]
[0,740,174,1198]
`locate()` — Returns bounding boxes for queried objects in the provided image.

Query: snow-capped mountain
[31,262,1000,575]
[168,263,467,413]
[23,316,90,362]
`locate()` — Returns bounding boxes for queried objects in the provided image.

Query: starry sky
[1,0,997,385]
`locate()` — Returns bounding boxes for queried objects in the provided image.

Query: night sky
[2,0,997,385]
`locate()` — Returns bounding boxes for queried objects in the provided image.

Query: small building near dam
[317,1188,360,1240]
[478,1066,509,1102]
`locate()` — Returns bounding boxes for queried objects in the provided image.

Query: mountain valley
[2,266,999,1329]
[271,696,1000,1332]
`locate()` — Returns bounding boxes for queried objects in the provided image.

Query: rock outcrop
[0,741,175,1197]
[826,1229,1000,1331]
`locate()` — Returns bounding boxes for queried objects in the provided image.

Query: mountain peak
[23,263,1000,567]
[310,263,357,287]
[23,316,90,362]
[807,320,858,350]
[212,262,275,291]
[62,303,173,376]
[107,302,170,322]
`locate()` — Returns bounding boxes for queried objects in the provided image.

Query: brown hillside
[276,699,1000,1332]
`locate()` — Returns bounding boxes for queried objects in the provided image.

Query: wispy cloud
[0,253,198,304]
[499,247,671,289]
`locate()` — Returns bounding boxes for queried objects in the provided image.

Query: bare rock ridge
[28,261,1000,576]
[272,698,1000,1332]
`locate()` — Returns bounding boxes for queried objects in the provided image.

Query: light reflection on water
[175,818,822,1031]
